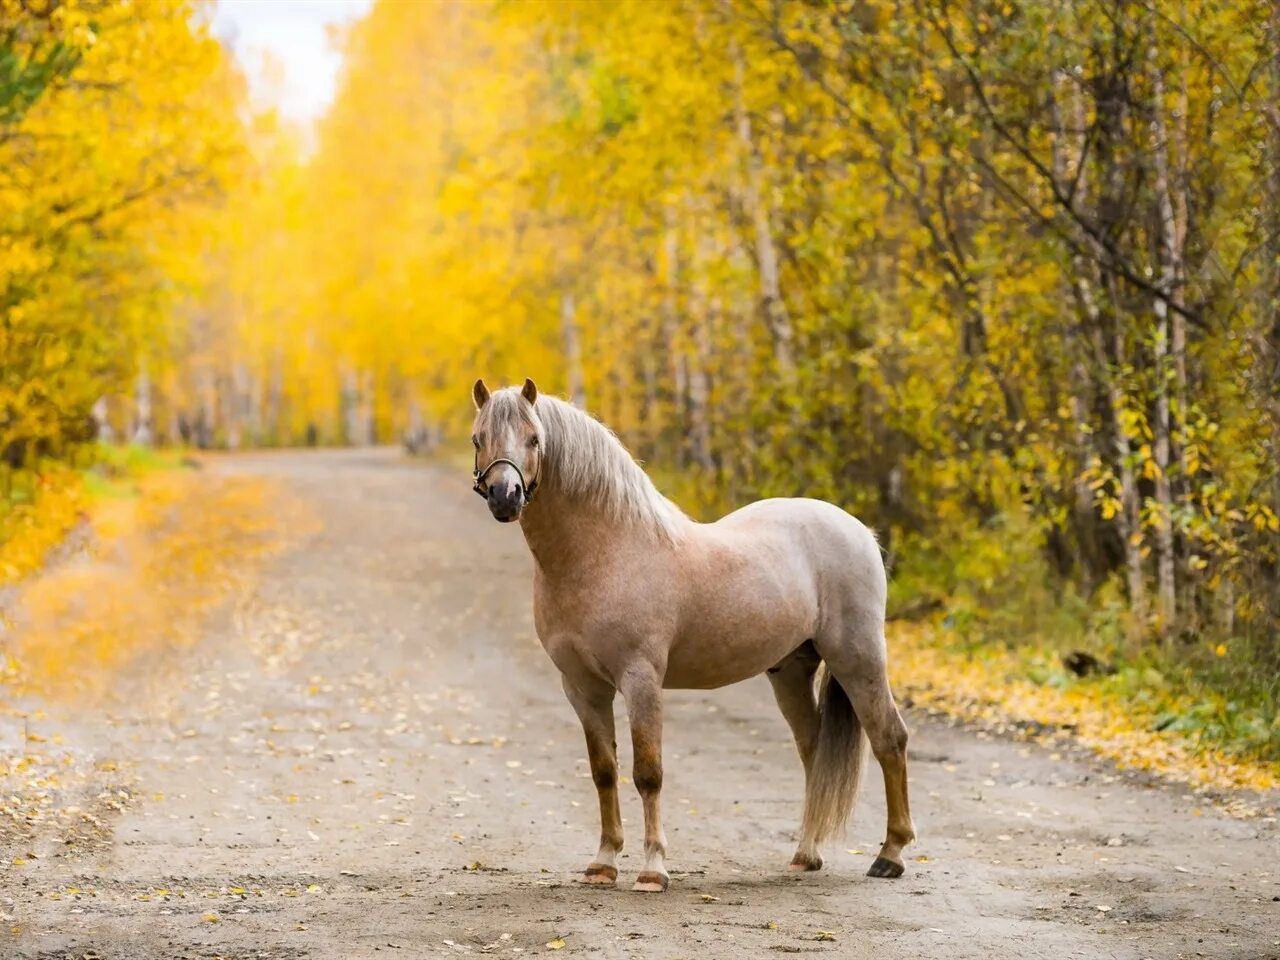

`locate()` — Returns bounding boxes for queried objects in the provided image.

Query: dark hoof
[632,871,669,893]
[578,863,617,885]
[788,852,823,872]
[867,856,904,879]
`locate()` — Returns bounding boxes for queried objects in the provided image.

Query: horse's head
[470,377,544,523]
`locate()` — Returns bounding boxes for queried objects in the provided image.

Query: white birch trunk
[1150,43,1181,634]
[561,291,586,408]
[733,48,795,379]
[660,211,689,467]
[132,360,153,446]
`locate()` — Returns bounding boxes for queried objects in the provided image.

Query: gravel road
[4,448,1277,960]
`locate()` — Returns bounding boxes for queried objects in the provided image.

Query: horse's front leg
[621,668,668,892]
[562,676,623,885]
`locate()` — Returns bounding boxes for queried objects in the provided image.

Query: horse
[469,378,914,893]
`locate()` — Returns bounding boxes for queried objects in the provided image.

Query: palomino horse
[470,378,914,892]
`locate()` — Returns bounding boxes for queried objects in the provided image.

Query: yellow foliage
[4,0,1279,780]
[0,470,84,584]
[2,466,305,700]
[891,623,1280,807]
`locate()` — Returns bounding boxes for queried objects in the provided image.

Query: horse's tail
[804,665,867,844]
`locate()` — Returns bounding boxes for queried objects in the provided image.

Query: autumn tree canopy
[3,1,1278,708]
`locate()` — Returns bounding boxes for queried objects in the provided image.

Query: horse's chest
[532,570,674,684]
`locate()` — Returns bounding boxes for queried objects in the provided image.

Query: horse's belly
[660,539,820,688]
[662,637,802,689]
[662,589,815,690]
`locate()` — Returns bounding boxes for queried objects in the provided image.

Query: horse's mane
[481,389,686,542]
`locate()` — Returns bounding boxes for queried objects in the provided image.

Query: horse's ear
[521,378,538,405]
[472,379,491,410]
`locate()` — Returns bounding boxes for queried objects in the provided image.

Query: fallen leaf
[546,936,566,950]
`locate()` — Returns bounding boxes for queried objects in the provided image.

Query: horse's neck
[518,483,642,579]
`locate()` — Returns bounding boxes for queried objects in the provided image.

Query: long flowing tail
[803,666,867,843]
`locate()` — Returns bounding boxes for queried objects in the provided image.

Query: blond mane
[478,389,686,542]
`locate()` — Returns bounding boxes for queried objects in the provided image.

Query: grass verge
[0,444,193,586]
[891,621,1279,815]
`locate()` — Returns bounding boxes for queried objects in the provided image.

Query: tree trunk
[1150,42,1182,635]
[93,397,114,445]
[660,211,689,467]
[265,354,283,446]
[360,369,376,445]
[638,345,659,463]
[132,360,153,446]
[341,366,359,447]
[732,47,795,379]
[197,366,216,449]
[1104,325,1148,629]
[686,229,715,473]
[1052,68,1104,589]
[1090,55,1149,630]
[561,291,586,407]
[1263,0,1280,626]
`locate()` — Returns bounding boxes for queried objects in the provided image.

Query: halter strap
[473,455,539,503]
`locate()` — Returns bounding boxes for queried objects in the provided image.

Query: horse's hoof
[632,871,669,893]
[577,863,617,885]
[788,853,823,872]
[867,856,904,879]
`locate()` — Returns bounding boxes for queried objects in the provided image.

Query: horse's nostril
[488,484,521,509]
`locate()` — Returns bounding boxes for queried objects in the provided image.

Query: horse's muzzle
[487,484,524,523]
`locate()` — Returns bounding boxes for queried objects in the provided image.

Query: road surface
[4,449,1277,959]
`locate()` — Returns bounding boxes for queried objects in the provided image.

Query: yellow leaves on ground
[892,623,1280,806]
[0,470,84,585]
[2,463,306,701]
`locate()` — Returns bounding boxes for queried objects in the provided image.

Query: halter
[472,454,539,504]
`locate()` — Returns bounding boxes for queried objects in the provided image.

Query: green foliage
[0,37,80,124]
[81,443,192,502]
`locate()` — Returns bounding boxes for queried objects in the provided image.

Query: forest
[2,0,1278,758]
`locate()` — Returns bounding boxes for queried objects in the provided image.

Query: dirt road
[4,449,1277,959]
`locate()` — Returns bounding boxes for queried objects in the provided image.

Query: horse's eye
[529,436,539,448]
[471,435,480,448]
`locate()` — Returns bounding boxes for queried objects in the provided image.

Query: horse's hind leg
[766,641,824,871]
[819,629,915,878]
[562,676,623,885]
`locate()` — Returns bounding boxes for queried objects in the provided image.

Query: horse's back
[715,497,882,578]
[688,495,882,615]
[717,495,885,622]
